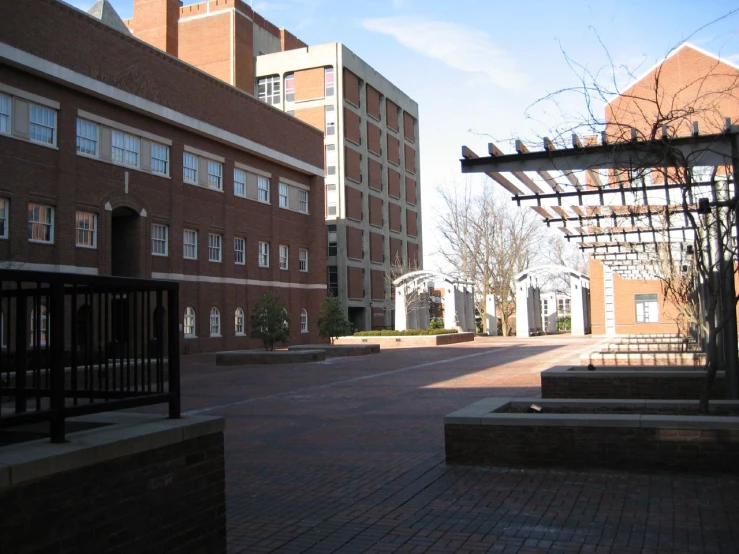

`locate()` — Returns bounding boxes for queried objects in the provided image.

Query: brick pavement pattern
[178,336,739,554]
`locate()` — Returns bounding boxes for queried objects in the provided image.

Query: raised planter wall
[541,365,726,400]
[335,332,474,348]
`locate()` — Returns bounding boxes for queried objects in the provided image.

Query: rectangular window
[183,229,198,260]
[29,104,56,145]
[635,294,659,323]
[111,130,140,167]
[208,160,223,191]
[0,94,9,134]
[75,211,97,248]
[298,190,308,213]
[325,67,335,97]
[257,75,281,105]
[76,119,98,156]
[208,233,222,262]
[0,198,7,239]
[328,225,338,256]
[326,184,337,217]
[28,203,54,243]
[258,241,269,267]
[325,105,335,136]
[299,248,308,272]
[279,183,289,208]
[151,143,169,175]
[326,144,336,176]
[279,245,289,270]
[183,152,198,183]
[151,224,168,256]
[234,237,245,265]
[285,73,295,102]
[234,168,247,197]
[257,176,270,203]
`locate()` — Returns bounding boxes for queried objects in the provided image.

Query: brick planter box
[216,349,325,365]
[335,332,474,348]
[541,365,726,400]
[445,398,739,472]
[287,344,380,357]
[580,351,706,366]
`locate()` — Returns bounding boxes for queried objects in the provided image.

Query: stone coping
[287,344,380,356]
[543,364,718,377]
[335,332,475,346]
[216,349,325,365]
[444,397,739,429]
[0,412,224,488]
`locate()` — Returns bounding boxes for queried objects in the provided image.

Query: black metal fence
[0,270,180,443]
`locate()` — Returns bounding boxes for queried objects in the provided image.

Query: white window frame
[0,94,9,135]
[208,160,223,191]
[279,183,289,208]
[298,190,308,214]
[208,233,222,263]
[151,143,169,176]
[234,237,245,265]
[151,223,168,256]
[325,105,335,136]
[235,307,245,336]
[258,241,270,268]
[325,67,335,97]
[326,184,337,217]
[111,130,140,167]
[184,307,196,337]
[29,104,56,146]
[257,75,281,105]
[284,73,295,103]
[300,308,308,333]
[183,152,198,184]
[30,305,48,346]
[635,294,659,323]
[28,203,54,244]
[75,211,97,249]
[299,248,308,272]
[76,119,99,157]
[234,168,247,198]
[279,245,289,270]
[326,144,336,176]
[209,307,221,337]
[183,229,198,260]
[257,176,270,203]
[0,198,8,240]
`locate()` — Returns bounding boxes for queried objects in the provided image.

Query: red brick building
[0,0,327,353]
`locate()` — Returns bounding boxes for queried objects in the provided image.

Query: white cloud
[361,17,529,91]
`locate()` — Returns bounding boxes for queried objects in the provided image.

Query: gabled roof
[87,0,130,35]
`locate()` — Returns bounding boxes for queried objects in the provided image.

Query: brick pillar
[132,0,181,56]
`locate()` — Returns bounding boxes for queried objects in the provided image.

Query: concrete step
[604,343,697,352]
[580,351,706,366]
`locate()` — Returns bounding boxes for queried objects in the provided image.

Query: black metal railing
[0,270,180,443]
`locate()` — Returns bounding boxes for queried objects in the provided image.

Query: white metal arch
[515,264,589,282]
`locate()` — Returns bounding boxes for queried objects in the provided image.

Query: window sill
[79,153,171,179]
[235,333,246,337]
[209,260,223,264]
[301,330,309,334]
[28,239,54,245]
[75,244,97,250]
[184,257,198,261]
[184,335,197,339]
[258,265,270,269]
[235,262,245,266]
[152,253,168,257]
[209,334,222,338]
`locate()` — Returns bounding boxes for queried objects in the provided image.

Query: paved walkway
[179,336,739,554]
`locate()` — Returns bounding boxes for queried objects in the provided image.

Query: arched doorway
[111,206,142,277]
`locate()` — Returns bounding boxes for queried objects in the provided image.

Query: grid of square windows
[183,152,198,183]
[279,245,289,270]
[234,237,245,265]
[183,229,198,260]
[257,176,270,203]
[208,160,223,191]
[111,130,140,167]
[151,143,169,175]
[75,211,97,248]
[28,203,54,243]
[151,224,168,256]
[279,183,289,208]
[29,104,56,145]
[208,233,222,262]
[325,67,335,97]
[76,119,98,156]
[234,168,247,197]
[0,94,9,134]
[299,248,308,272]
[284,73,295,102]
[326,144,336,176]
[258,241,269,267]
[325,105,335,136]
[257,75,281,105]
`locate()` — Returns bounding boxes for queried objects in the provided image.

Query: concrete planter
[287,344,380,357]
[580,351,706,366]
[445,397,739,472]
[216,349,325,365]
[334,332,474,348]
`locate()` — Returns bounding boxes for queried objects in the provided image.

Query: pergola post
[571,275,585,336]
[485,294,497,335]
[444,285,457,330]
[394,286,407,331]
[516,276,530,338]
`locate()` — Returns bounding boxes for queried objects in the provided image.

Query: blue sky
[69,0,739,270]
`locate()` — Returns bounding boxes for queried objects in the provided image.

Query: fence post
[14,293,27,414]
[49,282,66,442]
[167,286,180,419]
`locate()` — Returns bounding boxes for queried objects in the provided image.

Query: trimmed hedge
[353,329,459,337]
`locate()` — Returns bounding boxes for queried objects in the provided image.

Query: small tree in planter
[250,291,290,351]
[317,295,352,344]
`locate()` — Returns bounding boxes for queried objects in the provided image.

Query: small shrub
[429,317,444,329]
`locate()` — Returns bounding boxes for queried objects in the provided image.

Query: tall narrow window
[301,309,308,333]
[0,198,8,239]
[30,306,48,346]
[151,224,168,256]
[76,119,98,156]
[257,75,281,105]
[284,73,295,102]
[257,176,270,203]
[279,245,289,270]
[326,184,337,217]
[298,190,308,213]
[327,225,338,256]
[75,211,97,248]
[325,105,336,136]
[299,248,308,272]
[279,183,289,208]
[28,203,54,243]
[184,307,196,337]
[235,307,245,335]
[111,130,140,167]
[208,160,223,191]
[325,67,335,97]
[326,144,336,176]
[0,94,9,134]
[234,237,245,265]
[210,307,221,337]
[183,152,198,183]
[234,168,247,197]
[208,233,222,262]
[183,229,198,260]
[151,143,169,175]
[258,241,269,267]
[29,104,56,145]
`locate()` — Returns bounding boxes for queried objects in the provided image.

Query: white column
[466,285,475,331]
[395,286,407,331]
[485,294,497,336]
[444,286,457,330]
[516,277,530,338]
[571,276,585,336]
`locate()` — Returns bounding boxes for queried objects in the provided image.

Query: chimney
[132,0,181,56]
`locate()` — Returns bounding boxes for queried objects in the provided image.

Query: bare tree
[384,250,427,328]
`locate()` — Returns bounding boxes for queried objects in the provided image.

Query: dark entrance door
[111,207,141,277]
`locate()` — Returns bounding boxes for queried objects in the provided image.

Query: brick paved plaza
[179,336,739,554]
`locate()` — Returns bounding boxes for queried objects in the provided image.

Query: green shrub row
[353,328,459,337]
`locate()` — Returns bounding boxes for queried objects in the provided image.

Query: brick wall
[390,237,403,264]
[405,177,417,205]
[366,85,381,120]
[371,269,384,300]
[295,106,325,132]
[388,168,401,199]
[403,112,416,142]
[346,225,363,261]
[295,67,325,102]
[178,12,232,85]
[344,108,361,145]
[407,241,419,267]
[404,143,416,174]
[541,372,727,399]
[369,231,384,263]
[369,194,383,228]
[389,202,402,232]
[0,432,226,554]
[280,28,307,51]
[368,158,382,192]
[347,265,363,299]
[345,186,362,222]
[130,0,180,55]
[344,146,362,183]
[387,134,400,165]
[406,209,418,237]
[386,100,399,131]
[343,69,360,107]
[367,121,381,155]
